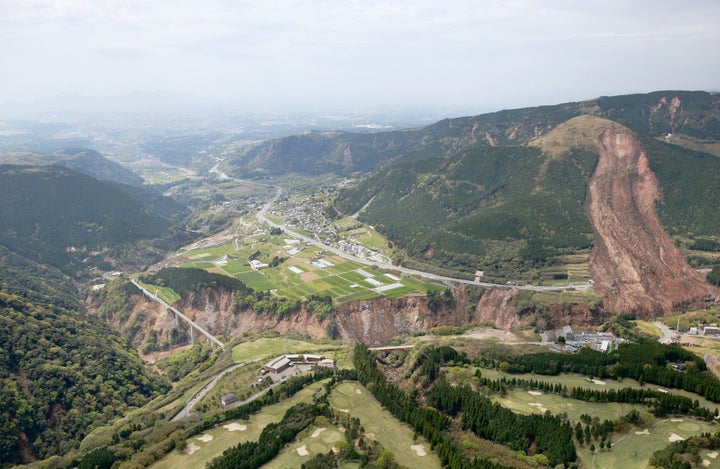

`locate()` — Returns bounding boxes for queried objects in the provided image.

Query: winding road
[170,359,263,421]
[253,180,592,293]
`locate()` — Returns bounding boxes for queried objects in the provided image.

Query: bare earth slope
[586,128,716,316]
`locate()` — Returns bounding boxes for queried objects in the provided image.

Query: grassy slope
[150,381,329,469]
[329,382,442,468]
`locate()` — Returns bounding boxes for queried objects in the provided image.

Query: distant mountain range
[221,90,720,177]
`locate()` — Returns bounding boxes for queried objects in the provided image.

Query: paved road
[171,359,263,421]
[654,321,674,344]
[206,168,592,293]
[131,279,225,348]
[254,182,592,293]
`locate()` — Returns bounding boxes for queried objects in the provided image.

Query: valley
[2,90,720,468]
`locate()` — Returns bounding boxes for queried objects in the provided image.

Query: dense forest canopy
[0,250,170,466]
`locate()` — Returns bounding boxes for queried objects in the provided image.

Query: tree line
[354,344,519,469]
[497,341,720,403]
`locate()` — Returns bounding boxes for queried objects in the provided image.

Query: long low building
[264,355,292,373]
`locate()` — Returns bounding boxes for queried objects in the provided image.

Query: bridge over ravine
[130,279,225,349]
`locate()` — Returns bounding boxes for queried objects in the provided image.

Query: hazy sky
[2,0,719,113]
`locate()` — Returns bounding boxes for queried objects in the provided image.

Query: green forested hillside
[334,129,720,278]
[56,148,145,186]
[0,148,145,186]
[643,138,720,236]
[334,143,597,276]
[222,91,720,177]
[0,165,193,274]
[0,249,170,467]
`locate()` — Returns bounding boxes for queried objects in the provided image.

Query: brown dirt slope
[586,128,716,316]
[122,287,470,347]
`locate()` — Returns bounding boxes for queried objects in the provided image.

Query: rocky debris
[474,288,519,330]
[586,128,716,316]
[334,294,468,346]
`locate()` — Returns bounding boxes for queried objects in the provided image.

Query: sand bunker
[635,429,650,435]
[196,434,213,442]
[185,442,201,455]
[411,444,427,456]
[336,408,350,413]
[670,418,684,422]
[297,445,309,456]
[657,388,669,393]
[366,433,377,441]
[669,433,685,442]
[703,460,711,467]
[708,452,718,459]
[529,402,548,412]
[223,423,247,432]
[528,391,542,396]
[590,379,606,385]
[312,427,326,438]
[355,388,362,394]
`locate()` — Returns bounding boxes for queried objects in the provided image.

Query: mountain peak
[528,115,632,158]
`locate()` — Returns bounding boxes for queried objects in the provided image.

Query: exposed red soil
[585,128,716,316]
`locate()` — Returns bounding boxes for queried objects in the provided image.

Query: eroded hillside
[586,128,717,315]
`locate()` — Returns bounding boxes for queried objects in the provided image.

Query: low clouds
[1,0,719,112]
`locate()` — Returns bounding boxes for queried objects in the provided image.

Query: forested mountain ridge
[55,148,145,186]
[221,90,720,177]
[334,114,720,314]
[0,148,144,186]
[0,164,194,275]
[0,248,171,467]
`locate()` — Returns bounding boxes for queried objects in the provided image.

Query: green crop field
[170,221,441,303]
[329,382,442,468]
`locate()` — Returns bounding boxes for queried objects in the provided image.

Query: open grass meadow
[329,382,442,469]
[261,425,347,469]
[135,280,181,304]
[150,380,329,469]
[473,367,720,413]
[450,366,720,468]
[584,418,718,469]
[231,336,341,363]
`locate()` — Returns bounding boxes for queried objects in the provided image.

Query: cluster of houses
[540,326,622,353]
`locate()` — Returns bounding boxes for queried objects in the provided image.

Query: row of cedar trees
[353,343,576,468]
[183,340,720,469]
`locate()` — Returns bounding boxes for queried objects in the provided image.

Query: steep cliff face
[122,287,470,347]
[334,293,469,346]
[586,129,716,316]
[474,288,520,330]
